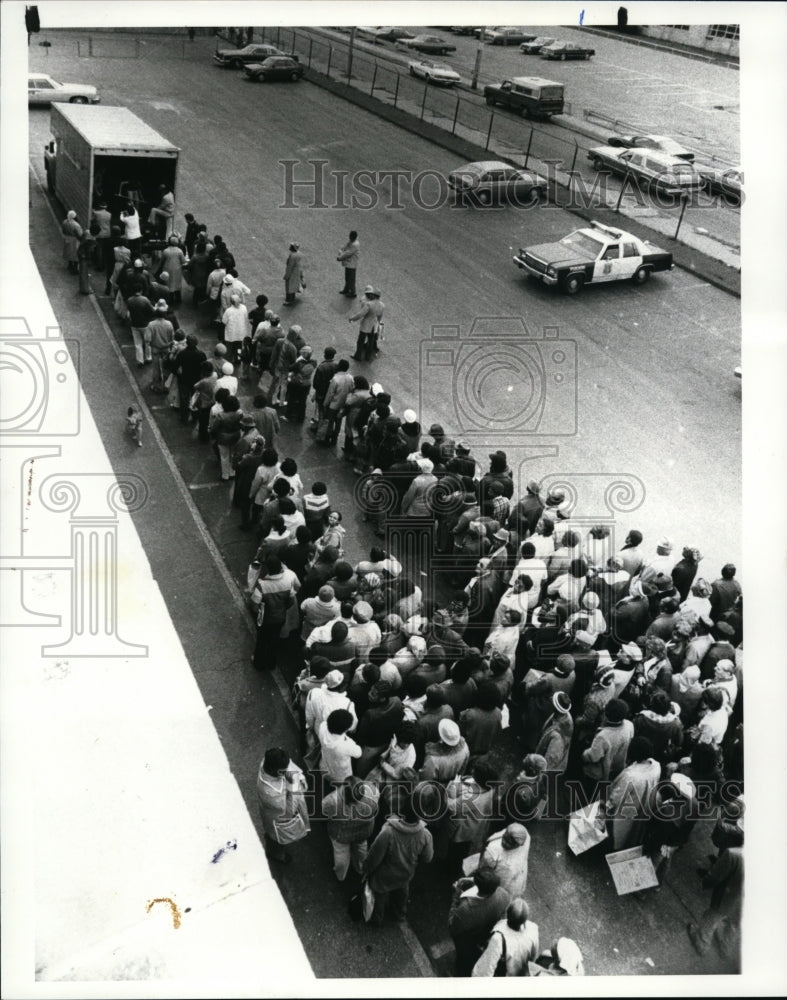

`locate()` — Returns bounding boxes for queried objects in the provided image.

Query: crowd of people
[67,207,744,975]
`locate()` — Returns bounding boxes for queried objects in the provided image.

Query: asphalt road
[27,31,741,979]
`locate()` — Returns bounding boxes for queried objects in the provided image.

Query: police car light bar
[589,221,624,239]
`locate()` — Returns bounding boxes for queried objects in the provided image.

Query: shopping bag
[361,881,375,922]
[315,416,331,444]
[567,800,608,855]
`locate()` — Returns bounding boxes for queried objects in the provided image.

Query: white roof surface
[53,104,179,152]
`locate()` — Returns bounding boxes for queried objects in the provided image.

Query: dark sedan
[448,160,547,206]
[213,43,293,67]
[400,34,456,55]
[520,36,556,54]
[243,57,304,82]
[540,41,595,60]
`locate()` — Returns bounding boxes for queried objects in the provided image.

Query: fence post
[370,64,378,94]
[451,96,460,134]
[326,45,332,77]
[420,86,427,120]
[570,142,579,175]
[485,112,494,150]
[308,38,313,68]
[393,73,400,108]
[523,127,534,167]
[674,192,689,240]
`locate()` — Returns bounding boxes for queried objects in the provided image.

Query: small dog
[126,405,143,447]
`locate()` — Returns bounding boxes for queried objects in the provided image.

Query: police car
[512,221,674,294]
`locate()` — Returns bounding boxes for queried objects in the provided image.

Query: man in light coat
[349,285,384,362]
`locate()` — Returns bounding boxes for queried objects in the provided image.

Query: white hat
[670,772,695,802]
[325,670,344,690]
[403,409,417,423]
[221,361,234,375]
[371,382,384,395]
[438,719,461,746]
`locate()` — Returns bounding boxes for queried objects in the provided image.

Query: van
[484,75,565,118]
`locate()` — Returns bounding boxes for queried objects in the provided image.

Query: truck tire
[290,71,300,81]
[632,266,651,285]
[593,157,604,171]
[563,273,584,295]
[520,106,530,118]
[69,96,88,104]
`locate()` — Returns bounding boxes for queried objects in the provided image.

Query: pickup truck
[483,76,564,119]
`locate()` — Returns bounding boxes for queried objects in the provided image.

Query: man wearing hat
[636,536,677,586]
[283,241,304,306]
[581,697,633,785]
[349,285,384,361]
[348,601,381,661]
[481,451,514,502]
[426,423,456,465]
[420,718,470,782]
[535,692,574,775]
[300,585,341,641]
[216,360,238,395]
[508,480,544,546]
[145,300,175,390]
[447,441,477,480]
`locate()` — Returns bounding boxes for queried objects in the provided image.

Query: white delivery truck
[44,104,179,229]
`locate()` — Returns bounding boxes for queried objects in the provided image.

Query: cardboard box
[605,845,659,895]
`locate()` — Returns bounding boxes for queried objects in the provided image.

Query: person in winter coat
[420,718,470,783]
[472,898,540,977]
[634,689,683,764]
[605,735,661,850]
[221,293,250,364]
[401,459,437,518]
[250,554,300,670]
[478,823,531,901]
[174,334,208,423]
[158,235,186,305]
[310,346,338,424]
[210,395,244,481]
[270,326,300,408]
[449,867,511,976]
[364,795,434,924]
[76,223,98,294]
[317,708,362,782]
[322,776,379,881]
[285,346,316,421]
[337,230,360,297]
[185,243,211,306]
[535,692,574,775]
[349,285,384,362]
[322,360,355,445]
[145,301,175,390]
[256,747,310,863]
[443,760,500,869]
[283,241,304,306]
[581,698,634,785]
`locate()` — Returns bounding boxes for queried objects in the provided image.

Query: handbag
[361,880,375,922]
[376,321,385,343]
[493,931,508,977]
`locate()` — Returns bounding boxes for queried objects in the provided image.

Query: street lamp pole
[471,27,486,90]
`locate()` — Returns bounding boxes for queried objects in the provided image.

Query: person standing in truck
[61,211,82,274]
[150,184,176,238]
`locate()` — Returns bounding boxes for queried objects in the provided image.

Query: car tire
[560,53,567,61]
[563,273,584,295]
[632,267,651,285]
[69,96,88,104]
[593,157,604,171]
[290,71,300,81]
[477,190,491,206]
[520,106,530,118]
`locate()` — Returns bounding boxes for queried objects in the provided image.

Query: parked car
[214,43,295,67]
[520,36,556,53]
[484,77,565,119]
[606,134,695,161]
[513,220,673,294]
[371,27,416,41]
[540,41,595,60]
[486,27,537,45]
[28,73,100,105]
[588,146,703,197]
[408,58,461,86]
[697,164,743,202]
[448,160,547,205]
[450,26,482,35]
[400,34,456,55]
[243,57,304,82]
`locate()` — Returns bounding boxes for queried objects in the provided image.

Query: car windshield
[560,231,606,256]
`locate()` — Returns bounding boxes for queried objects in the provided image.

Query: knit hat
[438,718,461,746]
[364,572,381,588]
[619,642,643,663]
[353,601,373,623]
[502,823,528,846]
[582,591,600,611]
[656,536,674,555]
[214,343,228,355]
[325,670,344,690]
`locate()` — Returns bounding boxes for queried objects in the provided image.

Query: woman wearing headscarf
[605,735,661,849]
[256,747,310,864]
[283,241,304,306]
[680,577,713,620]
[479,823,531,900]
[505,754,548,825]
[61,210,83,273]
[671,546,703,602]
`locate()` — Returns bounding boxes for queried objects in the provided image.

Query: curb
[302,66,740,298]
